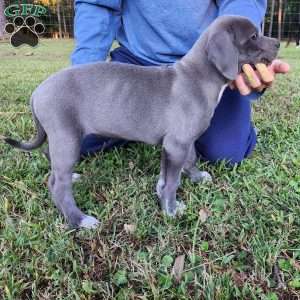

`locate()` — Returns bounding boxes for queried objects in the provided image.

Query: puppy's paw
[175,200,186,215]
[194,171,212,182]
[163,200,186,217]
[72,173,81,183]
[79,215,100,229]
[190,170,212,183]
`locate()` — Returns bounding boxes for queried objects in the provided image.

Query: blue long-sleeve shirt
[71,0,267,65]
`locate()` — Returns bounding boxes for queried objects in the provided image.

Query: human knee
[196,139,255,165]
[202,146,246,165]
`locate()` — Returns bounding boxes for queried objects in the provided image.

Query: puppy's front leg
[157,140,189,217]
[156,149,166,199]
[183,144,212,183]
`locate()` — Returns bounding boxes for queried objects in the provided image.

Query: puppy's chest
[217,84,228,104]
[172,83,228,138]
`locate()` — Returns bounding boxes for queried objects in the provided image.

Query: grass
[0,39,300,300]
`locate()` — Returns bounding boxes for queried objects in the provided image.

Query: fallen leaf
[124,224,136,234]
[199,208,211,223]
[171,254,185,283]
[128,161,135,169]
[231,270,247,287]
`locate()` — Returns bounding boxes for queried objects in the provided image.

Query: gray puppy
[3,16,279,228]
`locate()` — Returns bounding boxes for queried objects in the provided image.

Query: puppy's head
[205,16,280,80]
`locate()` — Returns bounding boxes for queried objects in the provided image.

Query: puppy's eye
[251,33,258,40]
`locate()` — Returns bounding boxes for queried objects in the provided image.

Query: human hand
[230,60,290,95]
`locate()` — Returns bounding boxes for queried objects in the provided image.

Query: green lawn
[0,39,300,300]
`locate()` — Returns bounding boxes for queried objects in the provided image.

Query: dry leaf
[199,208,211,223]
[124,224,136,234]
[171,254,185,283]
[231,270,248,287]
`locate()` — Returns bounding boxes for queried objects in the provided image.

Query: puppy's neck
[175,34,230,89]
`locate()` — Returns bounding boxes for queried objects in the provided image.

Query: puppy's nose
[275,41,280,49]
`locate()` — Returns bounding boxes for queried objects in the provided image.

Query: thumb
[269,60,290,74]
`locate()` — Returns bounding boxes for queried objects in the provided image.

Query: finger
[235,74,251,95]
[242,64,262,89]
[270,60,291,74]
[255,63,274,84]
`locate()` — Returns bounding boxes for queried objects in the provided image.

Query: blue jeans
[80,46,258,164]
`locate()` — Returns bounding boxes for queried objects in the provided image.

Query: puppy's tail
[1,98,46,151]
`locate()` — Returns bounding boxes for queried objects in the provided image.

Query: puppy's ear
[206,31,239,81]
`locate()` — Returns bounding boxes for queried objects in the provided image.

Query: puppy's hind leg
[183,144,212,183]
[48,132,100,229]
[44,145,81,184]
